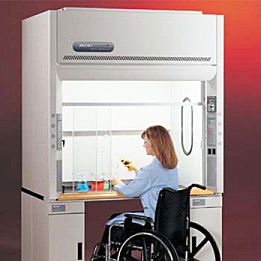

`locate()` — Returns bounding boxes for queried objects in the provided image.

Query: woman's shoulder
[142,158,160,169]
[137,158,157,175]
[138,158,177,175]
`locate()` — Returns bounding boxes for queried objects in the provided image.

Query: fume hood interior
[61,80,204,192]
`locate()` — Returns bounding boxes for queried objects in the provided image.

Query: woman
[94,125,179,259]
[109,125,179,225]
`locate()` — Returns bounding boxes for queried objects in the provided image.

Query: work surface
[58,187,214,201]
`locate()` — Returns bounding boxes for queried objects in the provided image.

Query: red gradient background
[0,1,260,260]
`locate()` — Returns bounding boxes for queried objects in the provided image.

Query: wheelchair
[91,184,221,261]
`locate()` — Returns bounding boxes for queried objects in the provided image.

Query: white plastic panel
[22,193,49,261]
[57,8,216,65]
[21,193,32,261]
[32,198,49,261]
[22,11,51,197]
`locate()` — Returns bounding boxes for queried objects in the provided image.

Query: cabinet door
[49,213,84,261]
[191,207,222,260]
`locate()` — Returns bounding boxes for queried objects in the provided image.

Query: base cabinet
[22,194,222,261]
[22,194,84,261]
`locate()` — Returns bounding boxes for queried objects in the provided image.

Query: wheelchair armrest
[188,183,206,191]
[124,214,153,224]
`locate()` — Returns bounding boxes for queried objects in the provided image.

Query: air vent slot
[63,55,211,62]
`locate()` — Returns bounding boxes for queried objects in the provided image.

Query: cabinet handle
[77,242,83,260]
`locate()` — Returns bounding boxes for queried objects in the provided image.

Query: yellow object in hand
[121,159,138,172]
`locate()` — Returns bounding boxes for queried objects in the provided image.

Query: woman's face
[143,136,154,156]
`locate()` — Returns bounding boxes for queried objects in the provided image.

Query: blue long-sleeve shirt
[107,157,178,225]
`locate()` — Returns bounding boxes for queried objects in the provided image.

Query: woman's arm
[113,168,151,197]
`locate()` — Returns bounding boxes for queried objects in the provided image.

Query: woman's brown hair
[141,125,178,169]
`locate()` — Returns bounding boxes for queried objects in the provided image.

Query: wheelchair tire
[117,230,179,261]
[189,222,221,261]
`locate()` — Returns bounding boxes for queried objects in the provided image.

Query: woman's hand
[111,176,122,186]
[121,159,138,172]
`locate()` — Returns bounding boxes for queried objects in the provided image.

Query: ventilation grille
[63,55,211,62]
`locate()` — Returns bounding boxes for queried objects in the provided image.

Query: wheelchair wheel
[189,222,221,261]
[117,230,179,261]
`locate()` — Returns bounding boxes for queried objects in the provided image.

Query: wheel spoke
[191,237,209,257]
[142,237,149,260]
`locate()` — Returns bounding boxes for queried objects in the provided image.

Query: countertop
[58,187,214,201]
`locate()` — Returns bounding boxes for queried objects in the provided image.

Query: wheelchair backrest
[154,187,190,248]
